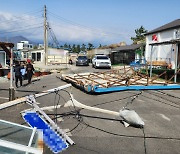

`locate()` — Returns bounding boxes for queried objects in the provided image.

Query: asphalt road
[0,64,180,154]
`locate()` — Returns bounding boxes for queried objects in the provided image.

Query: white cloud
[51,22,132,44]
[0,11,43,38]
[0,11,132,45]
[52,23,103,41]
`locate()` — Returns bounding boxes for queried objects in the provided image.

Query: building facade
[145,19,180,69]
[111,44,142,65]
[47,48,69,64]
[19,47,69,64]
[17,41,33,50]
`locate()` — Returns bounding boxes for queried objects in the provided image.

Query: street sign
[23,112,68,153]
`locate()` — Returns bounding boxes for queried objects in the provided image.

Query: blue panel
[93,84,180,93]
[23,112,68,153]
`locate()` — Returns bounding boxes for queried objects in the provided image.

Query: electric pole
[44,5,48,65]
[174,44,178,83]
[9,48,15,101]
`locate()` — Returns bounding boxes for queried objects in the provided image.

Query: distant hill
[0,36,35,48]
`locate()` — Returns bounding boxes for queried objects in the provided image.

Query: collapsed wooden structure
[61,66,180,93]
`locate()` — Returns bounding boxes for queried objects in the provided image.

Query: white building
[22,47,69,64]
[16,40,69,64]
[17,41,33,50]
[31,49,44,62]
[145,19,180,69]
[47,48,69,64]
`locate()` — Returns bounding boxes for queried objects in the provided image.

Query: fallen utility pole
[65,94,119,116]
[65,94,144,127]
[0,84,72,110]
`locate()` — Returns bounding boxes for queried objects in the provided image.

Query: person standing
[14,61,22,88]
[20,62,26,80]
[26,59,34,84]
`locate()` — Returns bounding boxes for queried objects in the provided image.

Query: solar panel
[23,112,68,153]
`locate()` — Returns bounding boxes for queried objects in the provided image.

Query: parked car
[92,55,111,69]
[76,56,89,66]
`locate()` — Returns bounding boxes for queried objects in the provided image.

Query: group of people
[14,59,34,88]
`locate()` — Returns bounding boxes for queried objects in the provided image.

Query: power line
[0,8,43,37]
[0,9,43,25]
[17,8,43,16]
[157,90,180,100]
[0,15,43,25]
[56,111,180,141]
[0,25,43,34]
[48,11,130,38]
[0,22,43,33]
[146,90,180,106]
[47,22,61,48]
[141,92,180,109]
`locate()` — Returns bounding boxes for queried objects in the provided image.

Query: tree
[77,44,81,53]
[81,44,86,51]
[68,44,72,51]
[72,44,76,52]
[131,26,148,44]
[63,43,68,49]
[87,43,94,50]
[33,45,38,49]
[98,44,102,48]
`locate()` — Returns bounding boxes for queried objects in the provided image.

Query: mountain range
[0,35,101,48]
[0,35,34,46]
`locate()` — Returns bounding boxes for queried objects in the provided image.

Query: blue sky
[0,0,180,46]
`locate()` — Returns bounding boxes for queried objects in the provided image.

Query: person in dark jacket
[26,59,35,84]
[14,61,23,88]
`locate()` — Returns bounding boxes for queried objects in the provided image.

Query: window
[37,53,41,61]
[96,56,108,59]
[32,53,36,61]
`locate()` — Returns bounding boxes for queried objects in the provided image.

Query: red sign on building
[152,34,158,41]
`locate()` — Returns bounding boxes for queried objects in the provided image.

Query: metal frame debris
[61,67,180,93]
